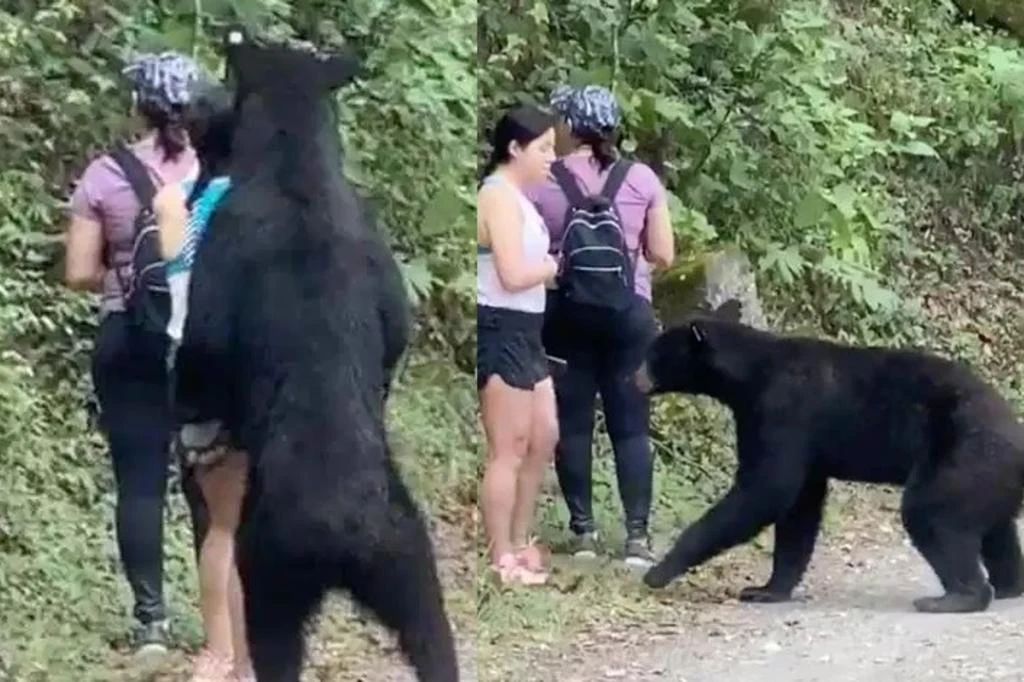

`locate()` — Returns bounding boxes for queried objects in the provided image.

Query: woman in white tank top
[477,104,560,586]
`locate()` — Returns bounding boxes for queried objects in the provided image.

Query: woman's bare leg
[222,452,251,675]
[479,375,532,565]
[228,559,251,675]
[193,450,249,675]
[511,377,558,550]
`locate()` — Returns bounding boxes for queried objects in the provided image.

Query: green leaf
[896,141,940,159]
[728,157,754,190]
[653,96,693,126]
[667,195,716,242]
[889,111,934,137]
[759,245,806,285]
[399,257,434,307]
[858,204,882,233]
[825,183,857,220]
[420,185,464,236]
[794,190,829,229]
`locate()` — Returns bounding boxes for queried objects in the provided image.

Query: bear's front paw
[642,562,677,589]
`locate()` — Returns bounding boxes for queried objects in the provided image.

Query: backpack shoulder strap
[106,144,160,298]
[108,143,157,209]
[550,160,588,209]
[603,160,643,281]
[185,175,209,211]
[599,160,633,203]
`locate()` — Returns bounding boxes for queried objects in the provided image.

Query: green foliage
[479,0,1024,325]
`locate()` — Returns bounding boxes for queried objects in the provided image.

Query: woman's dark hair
[183,80,235,171]
[136,99,189,163]
[574,127,620,172]
[182,80,236,206]
[480,103,558,185]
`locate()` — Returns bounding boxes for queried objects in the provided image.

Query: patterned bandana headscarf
[122,52,202,115]
[549,84,622,134]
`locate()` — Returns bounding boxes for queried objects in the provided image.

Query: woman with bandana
[64,51,202,655]
[526,84,675,568]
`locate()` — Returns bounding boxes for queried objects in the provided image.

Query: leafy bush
[480,0,1024,326]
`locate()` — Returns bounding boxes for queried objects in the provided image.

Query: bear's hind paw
[912,586,993,614]
[738,585,794,604]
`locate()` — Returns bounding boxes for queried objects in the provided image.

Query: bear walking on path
[635,300,1024,614]
[172,28,457,681]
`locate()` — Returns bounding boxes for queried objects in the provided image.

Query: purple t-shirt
[68,135,197,314]
[524,152,666,301]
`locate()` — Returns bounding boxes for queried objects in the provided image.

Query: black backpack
[551,159,639,314]
[107,144,172,337]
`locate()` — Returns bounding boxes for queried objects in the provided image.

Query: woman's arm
[643,199,675,270]
[479,185,556,291]
[64,161,110,291]
[64,214,105,291]
[638,164,675,270]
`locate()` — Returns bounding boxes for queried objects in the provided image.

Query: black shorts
[476,304,549,391]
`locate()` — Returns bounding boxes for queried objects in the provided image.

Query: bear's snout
[634,363,654,394]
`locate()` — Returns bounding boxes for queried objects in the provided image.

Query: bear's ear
[692,299,714,315]
[224,23,250,51]
[317,50,362,90]
[223,23,257,91]
[713,299,743,323]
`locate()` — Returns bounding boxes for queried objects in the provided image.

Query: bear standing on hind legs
[635,299,1024,614]
[172,28,457,682]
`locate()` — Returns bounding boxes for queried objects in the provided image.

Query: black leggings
[91,313,175,625]
[543,293,658,537]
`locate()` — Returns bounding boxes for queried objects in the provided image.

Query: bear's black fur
[636,300,1024,614]
[173,28,456,681]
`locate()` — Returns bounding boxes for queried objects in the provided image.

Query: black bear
[635,299,1024,614]
[172,28,457,681]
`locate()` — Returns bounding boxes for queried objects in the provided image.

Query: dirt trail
[119,514,1024,682]
[507,522,1024,682]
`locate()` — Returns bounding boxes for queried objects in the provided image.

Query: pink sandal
[514,537,550,573]
[490,552,548,586]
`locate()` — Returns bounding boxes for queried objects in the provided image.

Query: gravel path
[523,522,1024,682]
[127,516,1024,682]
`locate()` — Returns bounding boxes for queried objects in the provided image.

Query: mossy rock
[652,246,769,331]
[954,0,1024,39]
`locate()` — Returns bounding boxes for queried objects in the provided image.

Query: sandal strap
[514,539,549,571]
[490,554,549,586]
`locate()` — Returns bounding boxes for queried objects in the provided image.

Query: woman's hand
[542,253,559,284]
